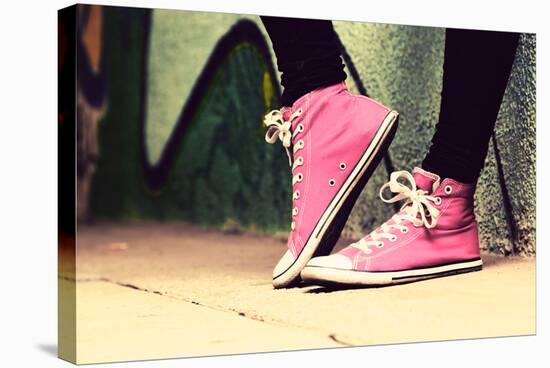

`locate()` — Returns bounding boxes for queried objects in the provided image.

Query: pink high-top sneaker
[301,167,483,286]
[264,82,399,288]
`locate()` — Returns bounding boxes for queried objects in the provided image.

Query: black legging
[260,16,519,184]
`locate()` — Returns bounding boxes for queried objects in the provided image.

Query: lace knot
[352,170,441,253]
[379,170,440,228]
[263,108,303,166]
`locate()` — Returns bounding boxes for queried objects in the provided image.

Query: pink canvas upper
[264,82,391,259]
[335,167,481,271]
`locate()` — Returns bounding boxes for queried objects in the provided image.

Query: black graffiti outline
[138,15,281,191]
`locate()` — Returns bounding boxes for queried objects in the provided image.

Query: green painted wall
[89,8,290,232]
[88,7,535,256]
[145,11,261,164]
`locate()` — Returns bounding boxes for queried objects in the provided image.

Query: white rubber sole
[301,258,483,286]
[272,110,400,288]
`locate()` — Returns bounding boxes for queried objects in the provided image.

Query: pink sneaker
[264,82,399,288]
[301,167,483,286]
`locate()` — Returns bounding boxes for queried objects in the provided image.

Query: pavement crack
[59,275,110,283]
[60,274,356,347]
[113,281,165,296]
[59,275,166,296]
[228,308,266,322]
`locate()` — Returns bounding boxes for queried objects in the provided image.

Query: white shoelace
[353,170,441,253]
[263,108,303,166]
[264,108,305,231]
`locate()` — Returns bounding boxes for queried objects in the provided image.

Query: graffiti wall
[77,5,536,255]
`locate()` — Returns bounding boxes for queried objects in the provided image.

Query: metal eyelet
[293,190,300,200]
[444,185,453,194]
[401,228,409,234]
[297,140,305,149]
[296,124,304,133]
[292,207,298,216]
[390,235,397,242]
[297,173,303,182]
[339,162,346,170]
[291,221,296,230]
[376,242,384,248]
[297,157,304,165]
[328,179,336,187]
[297,108,303,114]
[435,197,442,205]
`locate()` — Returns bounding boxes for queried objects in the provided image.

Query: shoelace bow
[263,108,303,166]
[353,170,441,253]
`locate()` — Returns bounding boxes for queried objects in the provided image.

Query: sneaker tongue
[412,167,441,193]
[280,106,293,121]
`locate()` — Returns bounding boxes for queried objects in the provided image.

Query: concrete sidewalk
[61,222,536,364]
